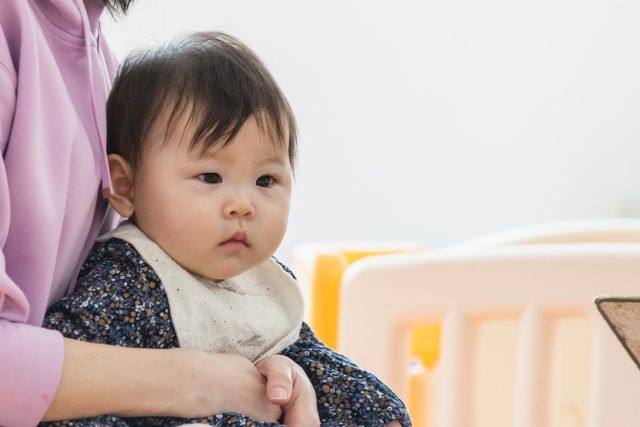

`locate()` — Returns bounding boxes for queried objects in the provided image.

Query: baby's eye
[198,173,222,184]
[256,175,275,188]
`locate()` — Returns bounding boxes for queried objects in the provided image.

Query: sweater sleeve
[0,28,66,427]
[0,319,65,427]
[0,30,16,152]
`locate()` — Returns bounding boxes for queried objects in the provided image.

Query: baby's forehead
[190,137,289,161]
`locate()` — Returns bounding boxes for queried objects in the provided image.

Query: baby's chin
[188,260,267,283]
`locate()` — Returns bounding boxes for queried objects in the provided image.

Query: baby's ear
[107,154,135,218]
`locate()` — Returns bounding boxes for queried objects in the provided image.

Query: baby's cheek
[267,219,288,250]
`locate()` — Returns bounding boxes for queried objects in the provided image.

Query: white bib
[98,222,303,363]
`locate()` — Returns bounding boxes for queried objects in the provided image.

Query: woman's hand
[166,349,283,422]
[257,354,320,427]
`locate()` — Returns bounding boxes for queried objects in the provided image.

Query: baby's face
[132,114,293,281]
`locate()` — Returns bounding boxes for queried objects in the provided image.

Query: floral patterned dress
[40,238,411,427]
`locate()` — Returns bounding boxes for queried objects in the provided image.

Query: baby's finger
[256,355,294,404]
[282,364,320,427]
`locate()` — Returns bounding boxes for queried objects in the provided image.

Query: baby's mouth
[221,230,249,247]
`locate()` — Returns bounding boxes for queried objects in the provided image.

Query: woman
[0,1,318,426]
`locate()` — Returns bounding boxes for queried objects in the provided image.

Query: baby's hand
[256,355,320,427]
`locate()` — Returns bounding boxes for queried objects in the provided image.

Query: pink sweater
[0,1,119,425]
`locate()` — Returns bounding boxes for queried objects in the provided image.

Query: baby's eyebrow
[258,155,288,166]
[193,148,288,166]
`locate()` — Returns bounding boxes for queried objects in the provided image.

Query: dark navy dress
[41,238,411,427]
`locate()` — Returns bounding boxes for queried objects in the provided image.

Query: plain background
[102,0,640,261]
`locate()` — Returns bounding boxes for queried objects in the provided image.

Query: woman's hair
[102,0,135,15]
[106,31,297,170]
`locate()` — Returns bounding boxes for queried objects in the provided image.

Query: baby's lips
[221,230,249,246]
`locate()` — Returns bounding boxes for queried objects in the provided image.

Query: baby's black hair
[107,31,297,170]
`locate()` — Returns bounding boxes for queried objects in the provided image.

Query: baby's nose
[223,191,255,218]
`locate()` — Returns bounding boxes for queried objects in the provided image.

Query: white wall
[102,0,640,261]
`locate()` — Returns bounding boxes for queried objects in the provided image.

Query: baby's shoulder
[76,237,162,295]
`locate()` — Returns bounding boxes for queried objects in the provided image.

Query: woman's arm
[43,340,283,421]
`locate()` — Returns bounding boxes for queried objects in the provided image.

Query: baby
[42,32,410,426]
